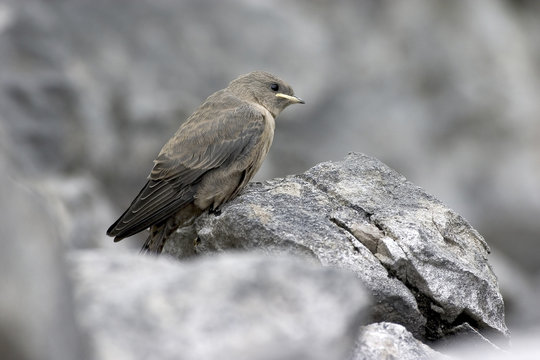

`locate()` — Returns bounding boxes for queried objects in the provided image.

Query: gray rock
[0,149,90,360]
[167,153,508,343]
[352,322,448,360]
[28,175,122,250]
[68,250,370,360]
[2,1,540,279]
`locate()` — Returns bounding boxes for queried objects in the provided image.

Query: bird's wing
[150,93,268,181]
[106,179,194,240]
[107,97,269,240]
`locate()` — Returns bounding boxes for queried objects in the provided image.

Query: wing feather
[107,92,269,240]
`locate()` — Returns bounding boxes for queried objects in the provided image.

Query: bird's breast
[192,104,275,211]
[251,104,275,170]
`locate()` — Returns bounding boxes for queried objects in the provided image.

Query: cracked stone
[165,153,508,344]
[375,236,409,280]
[330,208,382,253]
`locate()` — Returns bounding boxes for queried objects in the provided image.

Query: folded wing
[107,96,267,241]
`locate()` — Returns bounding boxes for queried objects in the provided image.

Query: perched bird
[107,71,304,254]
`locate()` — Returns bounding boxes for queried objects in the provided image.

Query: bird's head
[228,71,304,117]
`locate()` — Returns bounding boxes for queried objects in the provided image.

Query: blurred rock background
[1,0,539,343]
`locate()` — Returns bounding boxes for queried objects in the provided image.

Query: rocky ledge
[166,153,508,341]
[66,153,508,359]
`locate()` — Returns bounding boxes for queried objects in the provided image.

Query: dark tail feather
[139,217,182,255]
[140,223,166,255]
[107,180,194,241]
[139,203,204,255]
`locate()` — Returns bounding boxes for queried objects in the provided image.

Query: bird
[107,71,304,254]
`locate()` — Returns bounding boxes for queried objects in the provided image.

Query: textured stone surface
[167,153,508,343]
[69,250,370,360]
[352,322,448,360]
[1,0,540,275]
[2,0,534,355]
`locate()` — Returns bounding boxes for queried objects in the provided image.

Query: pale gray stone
[352,322,448,360]
[69,250,370,360]
[169,153,508,344]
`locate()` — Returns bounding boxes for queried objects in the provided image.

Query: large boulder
[166,153,508,344]
[68,251,370,360]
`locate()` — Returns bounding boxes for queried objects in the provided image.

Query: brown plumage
[107,71,304,254]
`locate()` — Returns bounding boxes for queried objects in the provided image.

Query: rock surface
[68,250,370,360]
[1,0,539,274]
[0,0,534,357]
[1,144,512,359]
[166,153,508,344]
[352,322,448,360]
[0,153,90,360]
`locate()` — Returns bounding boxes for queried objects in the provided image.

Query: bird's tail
[140,203,203,255]
[140,217,180,254]
[140,224,162,254]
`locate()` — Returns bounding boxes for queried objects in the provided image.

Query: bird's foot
[209,208,222,216]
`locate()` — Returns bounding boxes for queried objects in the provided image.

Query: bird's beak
[276,93,305,104]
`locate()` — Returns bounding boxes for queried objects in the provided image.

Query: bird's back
[106,71,304,253]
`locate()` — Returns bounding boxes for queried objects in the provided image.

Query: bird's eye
[270,83,279,92]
